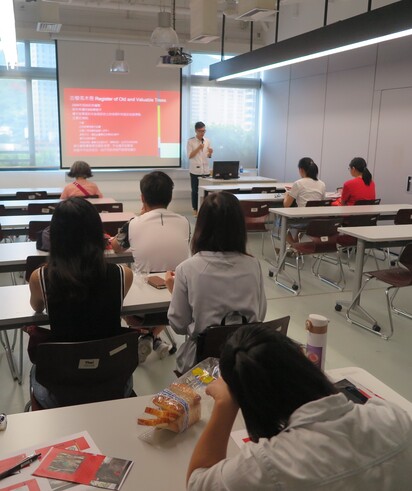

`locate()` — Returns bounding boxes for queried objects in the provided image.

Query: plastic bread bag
[138,357,220,443]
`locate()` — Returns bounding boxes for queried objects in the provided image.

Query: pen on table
[0,453,42,480]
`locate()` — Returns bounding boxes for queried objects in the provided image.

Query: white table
[198,181,289,210]
[0,188,63,200]
[0,367,410,491]
[0,277,170,383]
[0,198,116,213]
[0,242,133,274]
[335,224,412,338]
[269,204,412,267]
[0,212,135,236]
[233,192,284,203]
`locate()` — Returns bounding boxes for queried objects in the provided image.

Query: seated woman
[341,157,376,206]
[165,192,267,375]
[283,157,326,243]
[187,324,412,490]
[29,197,133,408]
[60,160,103,199]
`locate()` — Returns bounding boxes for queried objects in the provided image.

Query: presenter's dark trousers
[190,173,205,211]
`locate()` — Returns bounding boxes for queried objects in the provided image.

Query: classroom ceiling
[13,0,400,52]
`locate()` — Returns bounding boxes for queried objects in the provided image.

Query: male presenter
[187,121,213,215]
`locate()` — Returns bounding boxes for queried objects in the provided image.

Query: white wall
[259,35,412,204]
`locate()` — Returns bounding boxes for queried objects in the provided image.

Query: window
[182,53,260,168]
[0,41,59,169]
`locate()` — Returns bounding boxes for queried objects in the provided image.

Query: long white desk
[0,242,133,274]
[0,212,135,236]
[0,198,116,214]
[269,204,412,268]
[0,188,63,200]
[335,224,412,339]
[234,192,284,203]
[198,182,290,210]
[0,367,410,491]
[0,278,171,383]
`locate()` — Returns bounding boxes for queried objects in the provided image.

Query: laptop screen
[212,161,240,179]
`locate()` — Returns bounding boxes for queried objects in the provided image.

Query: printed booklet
[33,448,132,491]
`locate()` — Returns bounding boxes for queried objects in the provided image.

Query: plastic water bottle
[239,164,244,174]
[305,314,329,370]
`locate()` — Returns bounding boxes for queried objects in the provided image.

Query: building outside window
[0,41,60,169]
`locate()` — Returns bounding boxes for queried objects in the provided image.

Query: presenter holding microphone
[187,121,213,216]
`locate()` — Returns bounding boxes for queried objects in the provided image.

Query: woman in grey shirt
[165,192,267,375]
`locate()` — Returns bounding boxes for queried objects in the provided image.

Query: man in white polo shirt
[187,121,213,215]
[112,171,191,361]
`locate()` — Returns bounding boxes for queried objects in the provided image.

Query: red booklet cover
[33,448,133,490]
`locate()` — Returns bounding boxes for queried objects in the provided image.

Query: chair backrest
[306,219,341,238]
[399,243,412,272]
[35,331,139,407]
[25,255,47,282]
[239,200,271,231]
[354,198,381,205]
[102,220,125,237]
[342,214,379,227]
[196,316,290,363]
[28,220,49,241]
[94,203,124,213]
[395,209,412,225]
[27,202,59,215]
[220,188,241,194]
[16,191,48,200]
[251,186,277,194]
[306,199,334,207]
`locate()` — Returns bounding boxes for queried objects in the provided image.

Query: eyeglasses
[197,129,206,133]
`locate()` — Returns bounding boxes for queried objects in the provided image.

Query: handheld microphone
[201,138,204,144]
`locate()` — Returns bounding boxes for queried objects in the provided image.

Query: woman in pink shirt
[60,161,103,199]
[341,158,376,206]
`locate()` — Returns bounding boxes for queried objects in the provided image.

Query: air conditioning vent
[235,8,277,21]
[41,0,72,4]
[189,34,219,43]
[36,22,62,33]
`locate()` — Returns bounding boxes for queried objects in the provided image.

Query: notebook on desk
[212,161,240,179]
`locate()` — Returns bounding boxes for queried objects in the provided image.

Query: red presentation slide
[64,88,179,157]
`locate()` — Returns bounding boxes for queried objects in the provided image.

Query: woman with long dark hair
[165,192,267,375]
[29,197,133,406]
[283,157,326,208]
[341,157,376,205]
[187,324,412,490]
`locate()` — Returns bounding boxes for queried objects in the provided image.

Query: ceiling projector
[159,48,193,67]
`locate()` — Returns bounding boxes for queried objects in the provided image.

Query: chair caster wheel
[390,261,396,266]
[335,304,342,312]
[292,283,299,291]
[169,346,177,355]
[372,324,381,333]
[269,271,274,277]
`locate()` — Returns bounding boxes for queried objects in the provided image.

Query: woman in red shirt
[341,157,376,206]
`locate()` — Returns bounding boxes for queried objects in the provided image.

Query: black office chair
[306,199,334,207]
[27,202,59,215]
[103,221,125,237]
[16,191,48,200]
[275,219,345,294]
[29,331,139,409]
[251,186,277,194]
[346,243,412,339]
[94,203,124,213]
[240,200,272,255]
[196,316,290,363]
[354,199,381,205]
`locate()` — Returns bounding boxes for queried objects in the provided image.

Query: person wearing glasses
[187,121,213,216]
